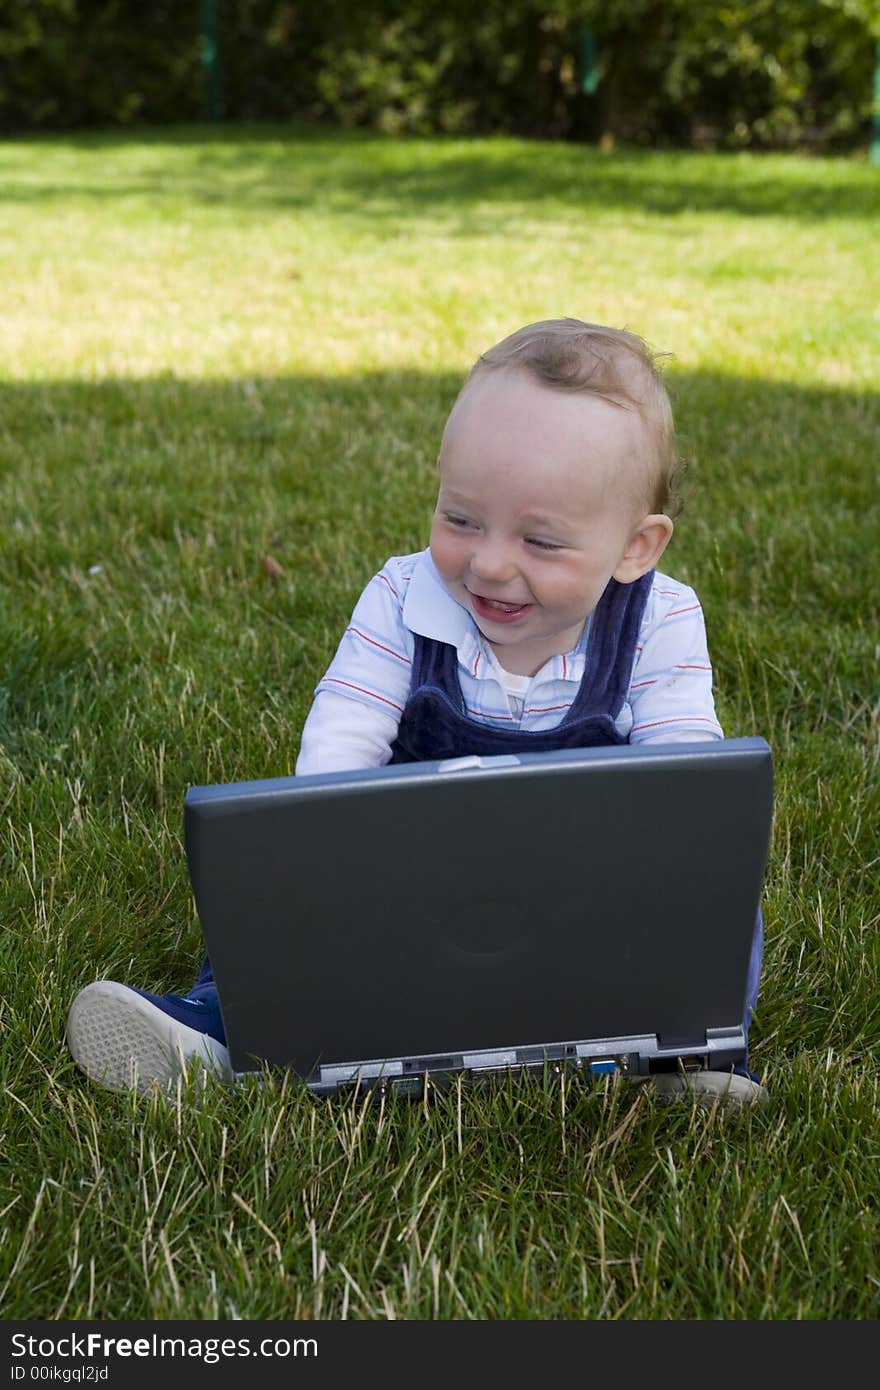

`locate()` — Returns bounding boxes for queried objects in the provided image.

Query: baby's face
[430,369,664,677]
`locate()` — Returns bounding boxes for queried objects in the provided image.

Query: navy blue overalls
[391,571,652,763]
[193,570,762,1063]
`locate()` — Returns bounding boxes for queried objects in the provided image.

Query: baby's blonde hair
[466,318,685,517]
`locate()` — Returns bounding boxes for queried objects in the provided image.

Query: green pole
[872,42,880,165]
[580,30,599,97]
[201,0,221,122]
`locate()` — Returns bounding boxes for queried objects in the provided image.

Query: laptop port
[390,1076,425,1096]
[650,1055,706,1075]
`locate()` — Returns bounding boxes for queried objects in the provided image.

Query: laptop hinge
[462,1047,519,1070]
[574,1034,655,1061]
[706,1026,744,1043]
[318,1058,404,1086]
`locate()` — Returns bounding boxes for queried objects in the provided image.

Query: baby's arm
[295,559,415,776]
[296,692,400,774]
[627,579,724,744]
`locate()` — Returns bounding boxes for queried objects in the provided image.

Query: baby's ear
[613,514,674,584]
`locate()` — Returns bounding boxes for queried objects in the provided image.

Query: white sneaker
[646,1070,767,1109]
[66,980,232,1096]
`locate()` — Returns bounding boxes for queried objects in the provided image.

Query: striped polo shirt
[296,549,722,776]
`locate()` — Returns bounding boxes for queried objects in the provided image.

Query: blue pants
[744,908,763,1041]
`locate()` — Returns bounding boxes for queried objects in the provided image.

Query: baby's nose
[470,539,516,581]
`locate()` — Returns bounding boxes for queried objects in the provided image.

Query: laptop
[184,737,773,1096]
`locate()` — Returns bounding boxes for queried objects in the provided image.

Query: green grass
[1,125,878,1320]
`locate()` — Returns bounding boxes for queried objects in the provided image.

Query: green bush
[1,0,877,148]
[0,0,201,128]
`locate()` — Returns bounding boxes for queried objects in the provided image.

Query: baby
[66,319,765,1106]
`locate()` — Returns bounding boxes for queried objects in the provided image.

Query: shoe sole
[644,1072,767,1109]
[66,980,232,1096]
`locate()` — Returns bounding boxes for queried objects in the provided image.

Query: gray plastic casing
[184,737,773,1089]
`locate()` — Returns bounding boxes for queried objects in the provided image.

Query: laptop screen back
[184,739,773,1080]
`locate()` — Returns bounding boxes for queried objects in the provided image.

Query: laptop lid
[184,738,773,1089]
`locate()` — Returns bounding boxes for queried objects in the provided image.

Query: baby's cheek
[429,532,461,582]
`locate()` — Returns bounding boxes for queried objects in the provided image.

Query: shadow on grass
[1,366,876,476]
[1,365,877,582]
[1,366,876,741]
[1,122,878,223]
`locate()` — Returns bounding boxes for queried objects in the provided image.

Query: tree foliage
[1,0,877,147]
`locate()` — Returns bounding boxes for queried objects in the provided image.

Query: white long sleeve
[295,690,400,775]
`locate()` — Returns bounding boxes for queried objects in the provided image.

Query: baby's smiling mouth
[469,592,533,620]
[481,597,525,612]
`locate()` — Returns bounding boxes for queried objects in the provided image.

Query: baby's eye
[443,513,473,528]
[525,537,563,552]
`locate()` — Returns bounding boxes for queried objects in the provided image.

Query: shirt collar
[403,550,484,673]
[402,548,588,683]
